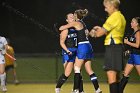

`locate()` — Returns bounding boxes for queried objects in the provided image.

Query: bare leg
[135,65,140,76]
[123,64,134,76]
[107,70,119,93]
[0,64,7,92]
[12,68,19,84]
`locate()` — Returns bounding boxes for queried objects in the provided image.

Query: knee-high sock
[79,74,84,92]
[119,76,129,93]
[110,82,119,93]
[73,73,81,90]
[0,73,6,86]
[56,74,68,88]
[90,73,99,90]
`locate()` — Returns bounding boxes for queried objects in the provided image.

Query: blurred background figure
[5,38,19,85]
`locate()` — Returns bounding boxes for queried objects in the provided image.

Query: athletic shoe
[95,88,102,93]
[55,88,60,93]
[71,89,79,93]
[80,91,84,93]
[1,85,7,92]
[14,80,20,85]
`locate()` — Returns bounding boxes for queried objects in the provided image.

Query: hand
[89,29,96,37]
[124,38,128,44]
[93,26,101,31]
[66,50,72,55]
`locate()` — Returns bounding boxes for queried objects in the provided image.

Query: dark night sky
[0,0,140,53]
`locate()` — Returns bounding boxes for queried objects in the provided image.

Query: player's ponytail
[74,9,88,20]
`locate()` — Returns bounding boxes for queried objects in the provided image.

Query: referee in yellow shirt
[89,0,126,93]
[5,39,19,84]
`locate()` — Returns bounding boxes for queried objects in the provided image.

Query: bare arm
[60,29,71,54]
[59,22,76,31]
[124,31,140,48]
[89,26,107,37]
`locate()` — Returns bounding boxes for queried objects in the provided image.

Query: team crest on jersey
[130,37,135,42]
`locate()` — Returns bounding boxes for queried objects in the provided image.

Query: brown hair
[74,9,88,19]
[134,17,140,26]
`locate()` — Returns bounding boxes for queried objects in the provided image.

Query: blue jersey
[76,20,93,59]
[62,28,78,63]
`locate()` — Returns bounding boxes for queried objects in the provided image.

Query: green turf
[7,56,140,83]
[7,83,140,93]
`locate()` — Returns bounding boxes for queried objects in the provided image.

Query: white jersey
[0,36,7,55]
[0,36,7,64]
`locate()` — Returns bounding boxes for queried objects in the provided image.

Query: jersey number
[74,38,77,46]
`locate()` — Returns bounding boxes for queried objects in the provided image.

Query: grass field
[5,55,140,93]
[7,83,140,93]
[6,55,140,83]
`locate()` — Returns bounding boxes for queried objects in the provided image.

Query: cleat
[1,85,7,92]
[72,89,79,93]
[95,88,102,93]
[55,88,60,93]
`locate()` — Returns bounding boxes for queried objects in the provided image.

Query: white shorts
[0,55,5,64]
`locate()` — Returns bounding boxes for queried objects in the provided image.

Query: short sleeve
[103,13,119,32]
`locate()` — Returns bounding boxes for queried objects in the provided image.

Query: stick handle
[5,53,16,61]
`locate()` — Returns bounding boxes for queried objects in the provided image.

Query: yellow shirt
[103,11,126,45]
[5,45,15,66]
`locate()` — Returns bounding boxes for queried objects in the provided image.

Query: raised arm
[59,22,76,31]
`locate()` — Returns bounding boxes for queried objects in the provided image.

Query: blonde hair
[104,0,120,9]
[74,9,88,19]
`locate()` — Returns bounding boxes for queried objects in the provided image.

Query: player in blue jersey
[120,17,140,93]
[59,9,102,93]
[55,13,84,93]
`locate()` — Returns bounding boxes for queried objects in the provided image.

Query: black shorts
[5,65,14,71]
[103,44,124,71]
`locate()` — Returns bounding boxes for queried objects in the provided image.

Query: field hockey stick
[5,53,16,61]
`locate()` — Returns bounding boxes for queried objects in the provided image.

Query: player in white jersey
[0,36,8,92]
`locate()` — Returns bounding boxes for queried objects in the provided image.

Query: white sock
[55,88,60,93]
[0,73,6,86]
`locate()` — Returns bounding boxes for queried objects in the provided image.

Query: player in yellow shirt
[5,39,19,84]
[89,0,126,93]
